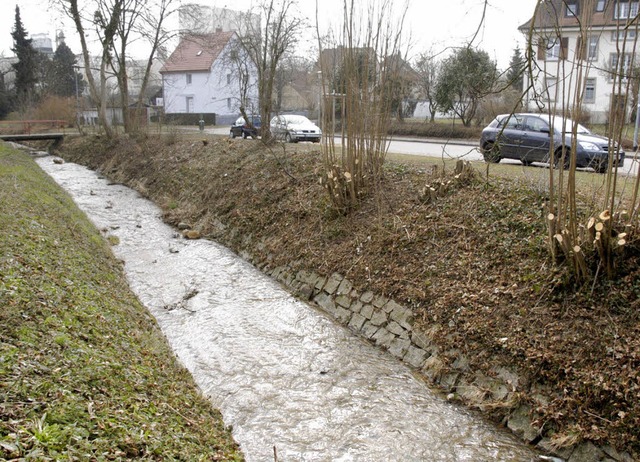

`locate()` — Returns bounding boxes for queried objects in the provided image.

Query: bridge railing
[0,120,67,135]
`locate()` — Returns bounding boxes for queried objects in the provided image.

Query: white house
[519,0,640,124]
[159,31,258,121]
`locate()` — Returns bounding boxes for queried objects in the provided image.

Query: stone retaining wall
[251,261,634,462]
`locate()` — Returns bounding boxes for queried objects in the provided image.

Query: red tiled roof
[160,31,236,73]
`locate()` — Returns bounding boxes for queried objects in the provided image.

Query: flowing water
[36,155,540,461]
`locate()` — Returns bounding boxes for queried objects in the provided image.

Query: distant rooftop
[160,31,236,73]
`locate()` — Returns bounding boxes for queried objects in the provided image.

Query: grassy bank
[0,144,244,460]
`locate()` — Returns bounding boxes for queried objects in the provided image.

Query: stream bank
[57,134,639,461]
[33,152,538,460]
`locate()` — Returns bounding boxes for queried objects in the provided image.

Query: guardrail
[0,120,67,135]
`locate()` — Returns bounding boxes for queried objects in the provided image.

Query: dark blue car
[230,115,261,139]
[479,113,625,173]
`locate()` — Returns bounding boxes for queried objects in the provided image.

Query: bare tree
[133,0,175,108]
[235,0,305,140]
[383,52,418,122]
[317,0,409,213]
[415,51,441,122]
[57,0,177,136]
[109,0,178,132]
[58,0,121,137]
[223,34,259,126]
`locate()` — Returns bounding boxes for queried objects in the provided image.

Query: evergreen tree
[0,71,10,118]
[50,41,83,97]
[34,51,53,97]
[506,46,525,92]
[11,5,38,103]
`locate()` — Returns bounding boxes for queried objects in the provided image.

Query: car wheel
[242,131,248,139]
[285,132,292,143]
[590,159,608,173]
[482,142,501,163]
[552,147,570,170]
[230,131,236,139]
[521,158,532,166]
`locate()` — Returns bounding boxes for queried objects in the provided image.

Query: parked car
[270,115,321,143]
[230,115,261,139]
[479,113,625,173]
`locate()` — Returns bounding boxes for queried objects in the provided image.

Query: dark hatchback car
[230,115,261,139]
[479,113,625,173]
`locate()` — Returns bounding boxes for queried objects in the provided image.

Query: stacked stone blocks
[262,264,636,462]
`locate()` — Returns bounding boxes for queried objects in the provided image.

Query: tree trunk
[65,0,118,138]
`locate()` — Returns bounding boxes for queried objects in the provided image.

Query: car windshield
[551,117,591,135]
[284,116,310,125]
[235,116,260,125]
[496,115,592,135]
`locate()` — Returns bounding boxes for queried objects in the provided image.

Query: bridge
[0,133,65,142]
[0,120,67,143]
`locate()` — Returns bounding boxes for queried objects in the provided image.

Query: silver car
[270,115,321,143]
[479,113,625,173]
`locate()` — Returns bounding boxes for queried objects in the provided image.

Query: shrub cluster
[388,120,481,139]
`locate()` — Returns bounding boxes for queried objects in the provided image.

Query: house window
[186,73,192,85]
[610,53,634,79]
[227,98,231,110]
[186,96,194,113]
[547,39,563,60]
[585,78,596,103]
[524,116,549,132]
[614,1,639,19]
[596,0,606,11]
[577,35,599,60]
[611,29,636,40]
[566,1,579,16]
[588,36,599,59]
[545,77,557,101]
[538,37,568,61]
[548,41,561,60]
[227,73,232,85]
[498,114,524,129]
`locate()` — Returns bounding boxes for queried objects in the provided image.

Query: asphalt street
[204,125,638,176]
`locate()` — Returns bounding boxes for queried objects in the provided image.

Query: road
[205,125,638,176]
[384,136,640,176]
[386,137,481,161]
[208,125,480,160]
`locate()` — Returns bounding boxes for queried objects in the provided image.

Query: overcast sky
[0,0,538,69]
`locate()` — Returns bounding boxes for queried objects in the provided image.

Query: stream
[36,155,540,461]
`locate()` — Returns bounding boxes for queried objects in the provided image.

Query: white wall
[161,40,258,117]
[524,30,635,124]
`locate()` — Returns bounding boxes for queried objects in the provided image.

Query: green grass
[0,145,244,460]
